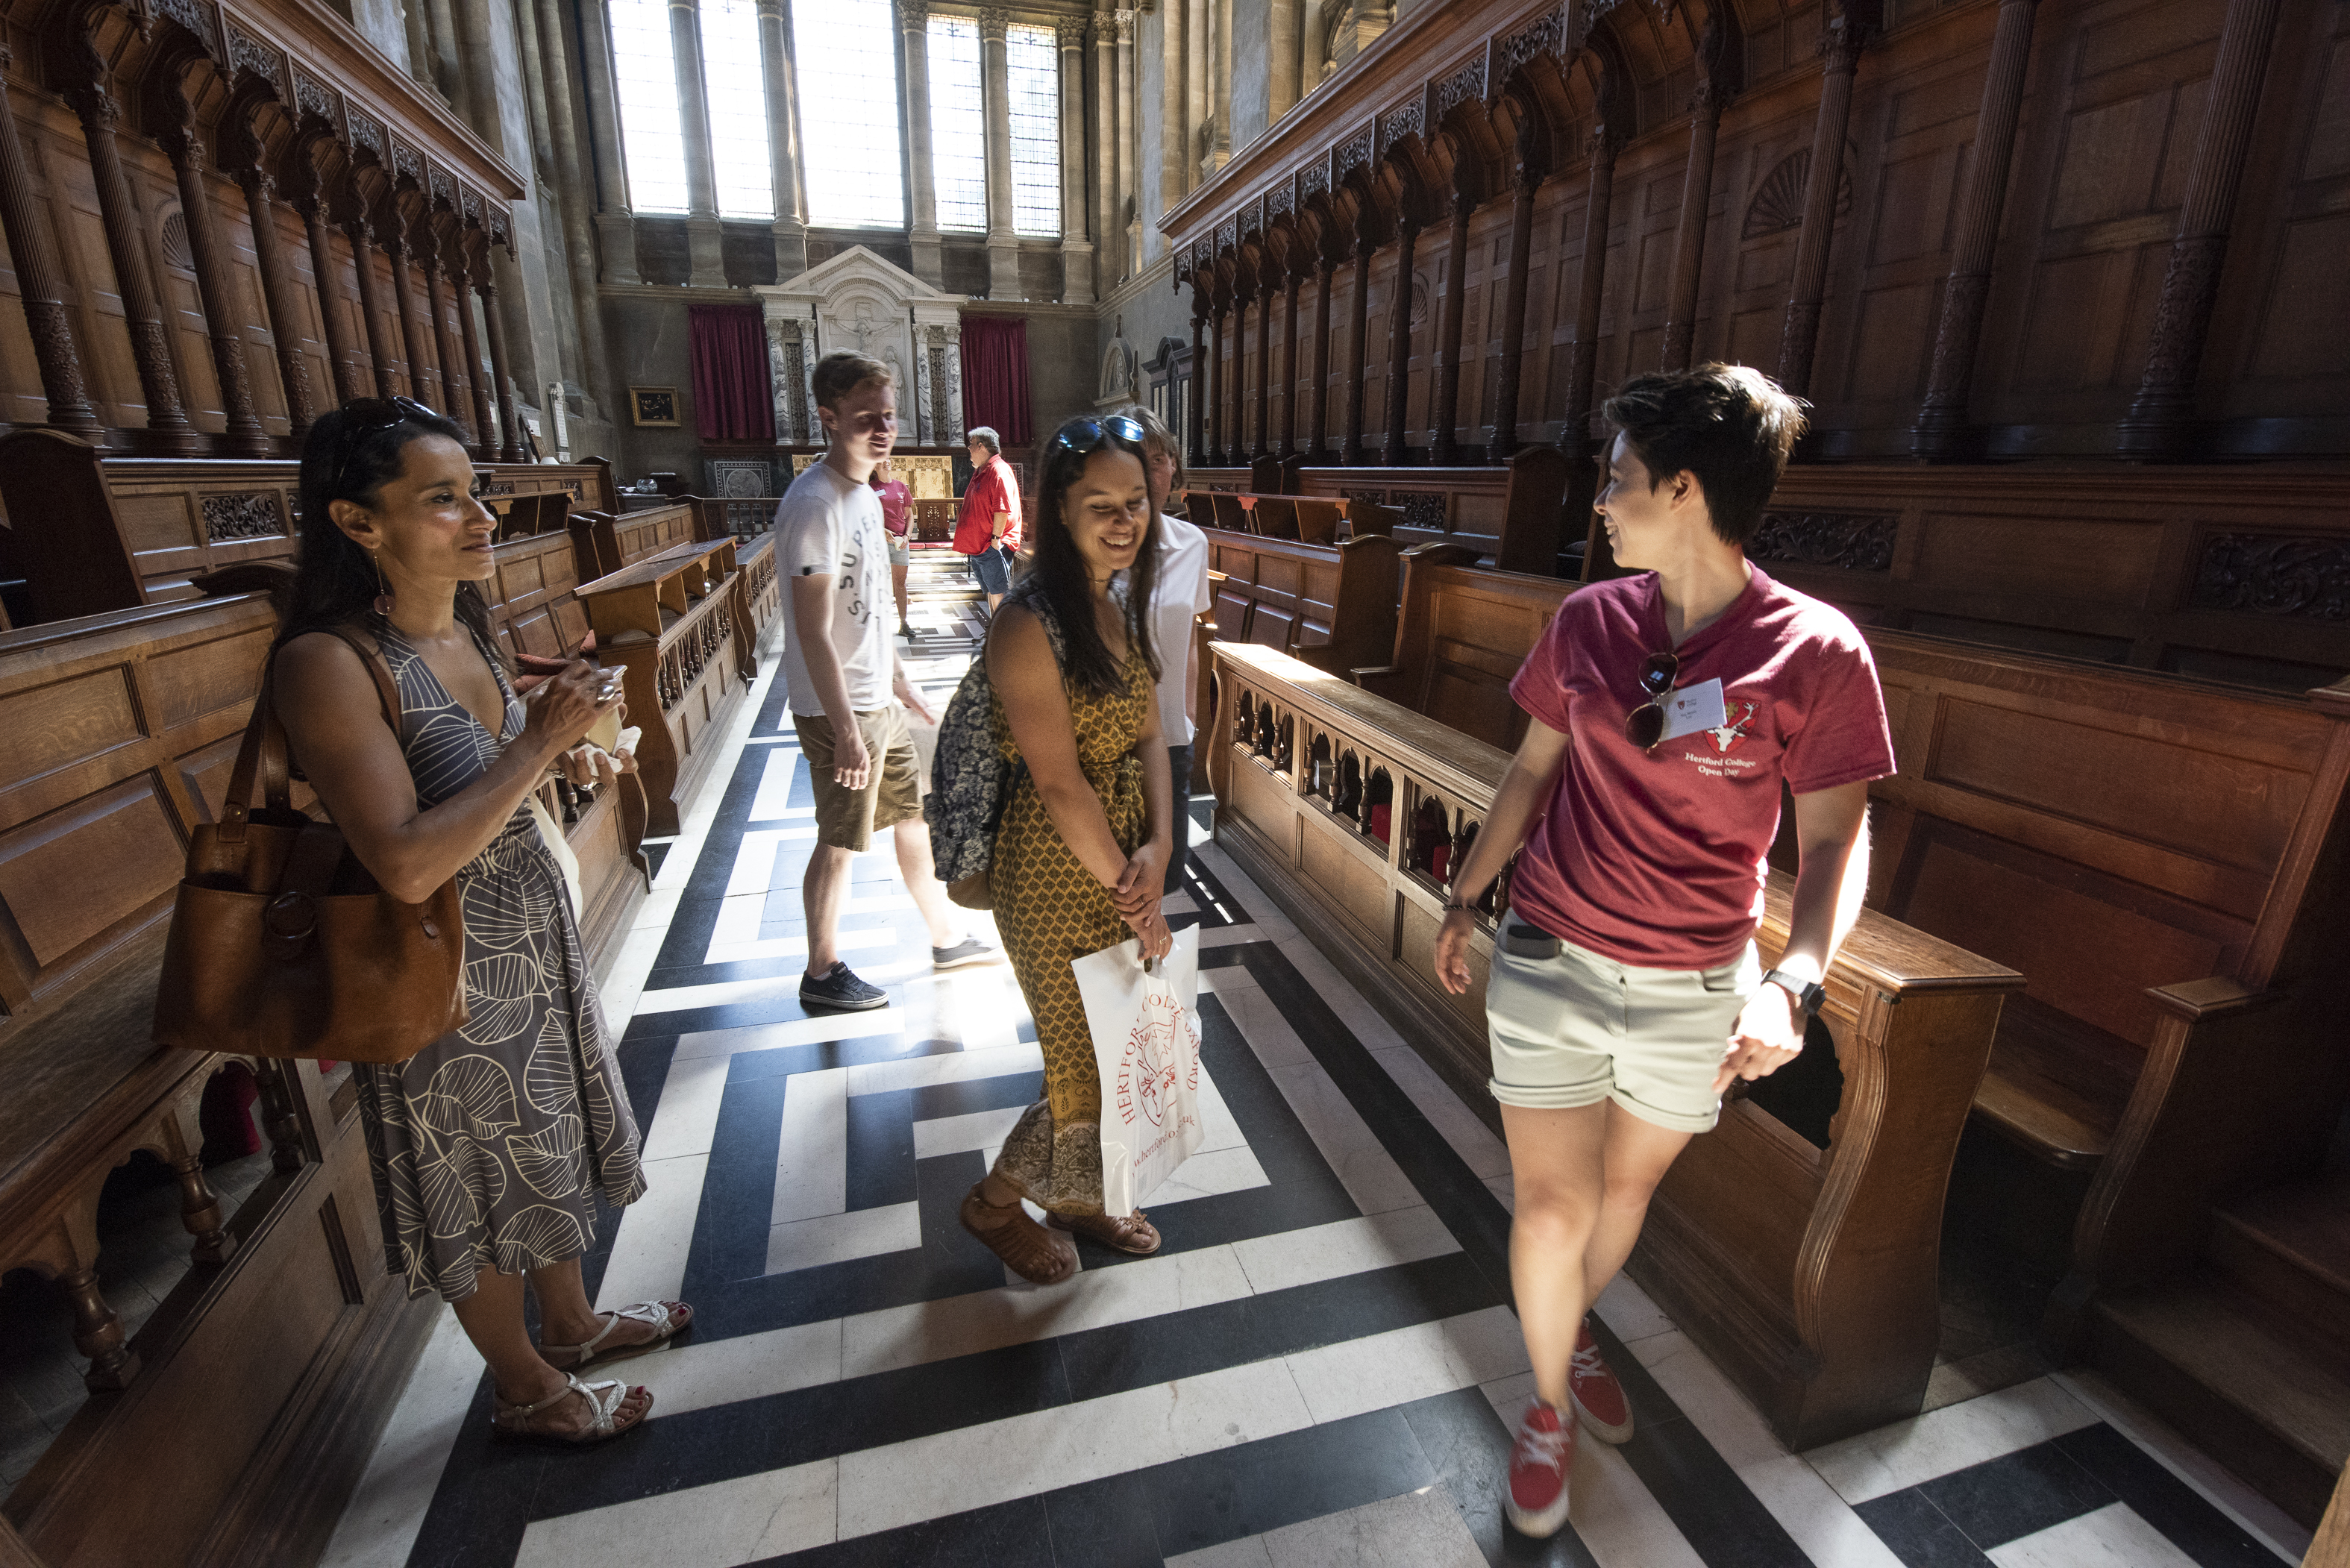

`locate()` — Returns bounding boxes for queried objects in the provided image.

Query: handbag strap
[221,625,404,844]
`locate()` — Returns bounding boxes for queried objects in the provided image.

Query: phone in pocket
[1502,922,1561,960]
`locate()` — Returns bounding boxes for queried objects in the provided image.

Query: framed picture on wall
[630,386,680,427]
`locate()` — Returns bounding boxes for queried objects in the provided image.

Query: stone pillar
[0,47,102,436]
[1253,272,1273,458]
[1187,298,1208,466]
[1341,231,1372,464]
[900,0,943,286]
[401,0,438,95]
[424,0,464,103]
[1207,0,1231,172]
[454,257,496,456]
[535,0,615,401]
[293,187,363,404]
[66,79,198,451]
[1778,3,1872,398]
[1308,253,1335,462]
[383,216,438,404]
[1488,152,1541,460]
[158,118,271,456]
[345,209,398,398]
[1160,1,1188,216]
[479,272,525,461]
[756,0,809,278]
[510,0,561,176]
[1913,0,2040,459]
[1056,20,1091,301]
[576,0,642,283]
[1094,15,1117,300]
[234,166,317,442]
[1280,262,1303,455]
[422,243,474,444]
[2116,0,2284,456]
[980,7,1022,299]
[1115,10,1138,278]
[1661,31,1731,372]
[672,0,727,287]
[1429,188,1473,465]
[1270,0,1300,119]
[1380,215,1420,465]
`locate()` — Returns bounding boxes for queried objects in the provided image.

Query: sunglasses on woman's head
[330,395,444,497]
[1051,416,1145,457]
[1624,651,1679,750]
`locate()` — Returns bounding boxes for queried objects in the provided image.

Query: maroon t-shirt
[875,479,912,537]
[1505,565,1895,970]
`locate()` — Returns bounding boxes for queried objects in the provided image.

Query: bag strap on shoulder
[219,625,404,844]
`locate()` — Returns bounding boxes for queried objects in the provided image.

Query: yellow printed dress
[986,604,1153,1216]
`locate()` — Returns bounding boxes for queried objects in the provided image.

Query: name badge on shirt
[1656,677,1729,742]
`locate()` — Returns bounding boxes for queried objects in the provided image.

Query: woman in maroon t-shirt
[872,457,915,639]
[1431,366,1893,1540]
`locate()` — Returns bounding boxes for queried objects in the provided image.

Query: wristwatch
[1762,968,1826,1017]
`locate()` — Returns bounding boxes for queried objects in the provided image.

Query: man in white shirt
[1121,405,1215,897]
[778,352,992,1010]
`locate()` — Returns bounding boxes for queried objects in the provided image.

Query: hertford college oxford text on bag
[154,630,466,1064]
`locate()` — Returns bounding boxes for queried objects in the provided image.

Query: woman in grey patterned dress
[273,400,689,1443]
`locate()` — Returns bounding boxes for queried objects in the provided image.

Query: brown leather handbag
[154,630,467,1064]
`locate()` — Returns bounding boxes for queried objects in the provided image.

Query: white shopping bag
[1072,925,1205,1216]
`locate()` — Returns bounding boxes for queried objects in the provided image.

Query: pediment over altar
[753,249,968,447]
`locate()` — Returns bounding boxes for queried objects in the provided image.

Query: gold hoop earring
[369,551,395,619]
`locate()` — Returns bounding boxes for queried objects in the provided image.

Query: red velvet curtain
[959,315,1033,450]
[689,304,774,441]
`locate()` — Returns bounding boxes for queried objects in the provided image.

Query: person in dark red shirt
[953,426,1023,615]
[872,457,915,640]
[1430,366,1892,1539]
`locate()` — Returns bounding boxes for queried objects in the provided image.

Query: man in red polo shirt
[953,425,1022,615]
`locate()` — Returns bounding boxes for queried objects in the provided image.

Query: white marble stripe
[771,1067,849,1223]
[705,925,899,968]
[746,746,800,823]
[709,889,915,949]
[639,1053,735,1162]
[593,1150,712,1311]
[765,1200,924,1274]
[1801,1375,2102,1505]
[842,1040,1044,1095]
[512,1458,839,1568]
[909,1060,1247,1159]
[671,1008,914,1059]
[722,829,818,899]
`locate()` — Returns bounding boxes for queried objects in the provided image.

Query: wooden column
[2116,0,2284,456]
[1488,148,1541,461]
[1187,298,1208,466]
[0,46,102,436]
[1570,124,1624,577]
[295,187,366,404]
[66,81,199,451]
[1661,28,1731,372]
[454,255,496,456]
[234,166,318,442]
[1912,0,2041,458]
[1207,295,1227,463]
[1308,252,1335,461]
[1380,214,1420,465]
[1778,2,1873,398]
[1341,230,1373,464]
[421,244,474,444]
[345,208,398,398]
[1253,269,1273,459]
[158,119,272,457]
[479,270,527,461]
[1280,262,1303,456]
[1429,188,1472,465]
[383,216,439,406]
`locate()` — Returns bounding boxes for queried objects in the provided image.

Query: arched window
[793,0,906,229]
[700,0,774,219]
[608,0,690,214]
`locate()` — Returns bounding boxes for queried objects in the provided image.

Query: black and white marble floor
[319,603,2316,1568]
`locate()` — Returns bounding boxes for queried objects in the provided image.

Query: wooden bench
[1206,640,2022,1446]
[566,501,703,581]
[0,430,618,626]
[1288,448,1572,571]
[1203,532,1401,683]
[574,538,759,835]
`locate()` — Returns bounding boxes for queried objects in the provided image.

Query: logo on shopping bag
[1115,986,1198,1131]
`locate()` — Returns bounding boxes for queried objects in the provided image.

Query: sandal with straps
[1050,1209,1162,1256]
[541,1299,693,1372]
[491,1375,652,1445]
[959,1184,1077,1285]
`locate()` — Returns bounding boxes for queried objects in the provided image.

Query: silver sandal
[491,1375,651,1444]
[541,1299,692,1371]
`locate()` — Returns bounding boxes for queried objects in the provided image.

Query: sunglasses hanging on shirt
[1623,651,1680,750]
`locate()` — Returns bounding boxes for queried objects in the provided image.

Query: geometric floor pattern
[321,587,2315,1568]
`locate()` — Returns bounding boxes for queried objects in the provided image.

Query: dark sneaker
[899,621,918,641]
[800,962,888,1011]
[931,937,998,970]
[1505,1397,1574,1538]
[1570,1322,1634,1443]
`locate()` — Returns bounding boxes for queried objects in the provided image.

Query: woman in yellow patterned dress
[958,415,1176,1285]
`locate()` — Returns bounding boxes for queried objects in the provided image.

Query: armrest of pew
[1350,664,1409,702]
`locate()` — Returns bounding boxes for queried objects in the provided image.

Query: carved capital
[1056,17,1088,47]
[894,0,927,28]
[1112,7,1134,43]
[977,7,1009,40]
[68,84,123,133]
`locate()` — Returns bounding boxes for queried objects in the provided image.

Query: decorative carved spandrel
[1743,147,1855,240]
[2190,535,2350,621]
[1749,511,1897,572]
[1399,493,1447,533]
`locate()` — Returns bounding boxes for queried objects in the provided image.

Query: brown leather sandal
[959,1184,1077,1284]
[1050,1209,1162,1256]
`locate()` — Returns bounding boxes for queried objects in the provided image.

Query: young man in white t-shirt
[778,352,992,1010]
[1121,404,1213,895]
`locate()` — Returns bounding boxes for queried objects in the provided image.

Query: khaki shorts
[1485,924,1759,1133]
[794,706,923,852]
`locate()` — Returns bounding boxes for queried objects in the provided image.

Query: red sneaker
[1505,1397,1575,1538]
[1570,1323,1635,1444]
